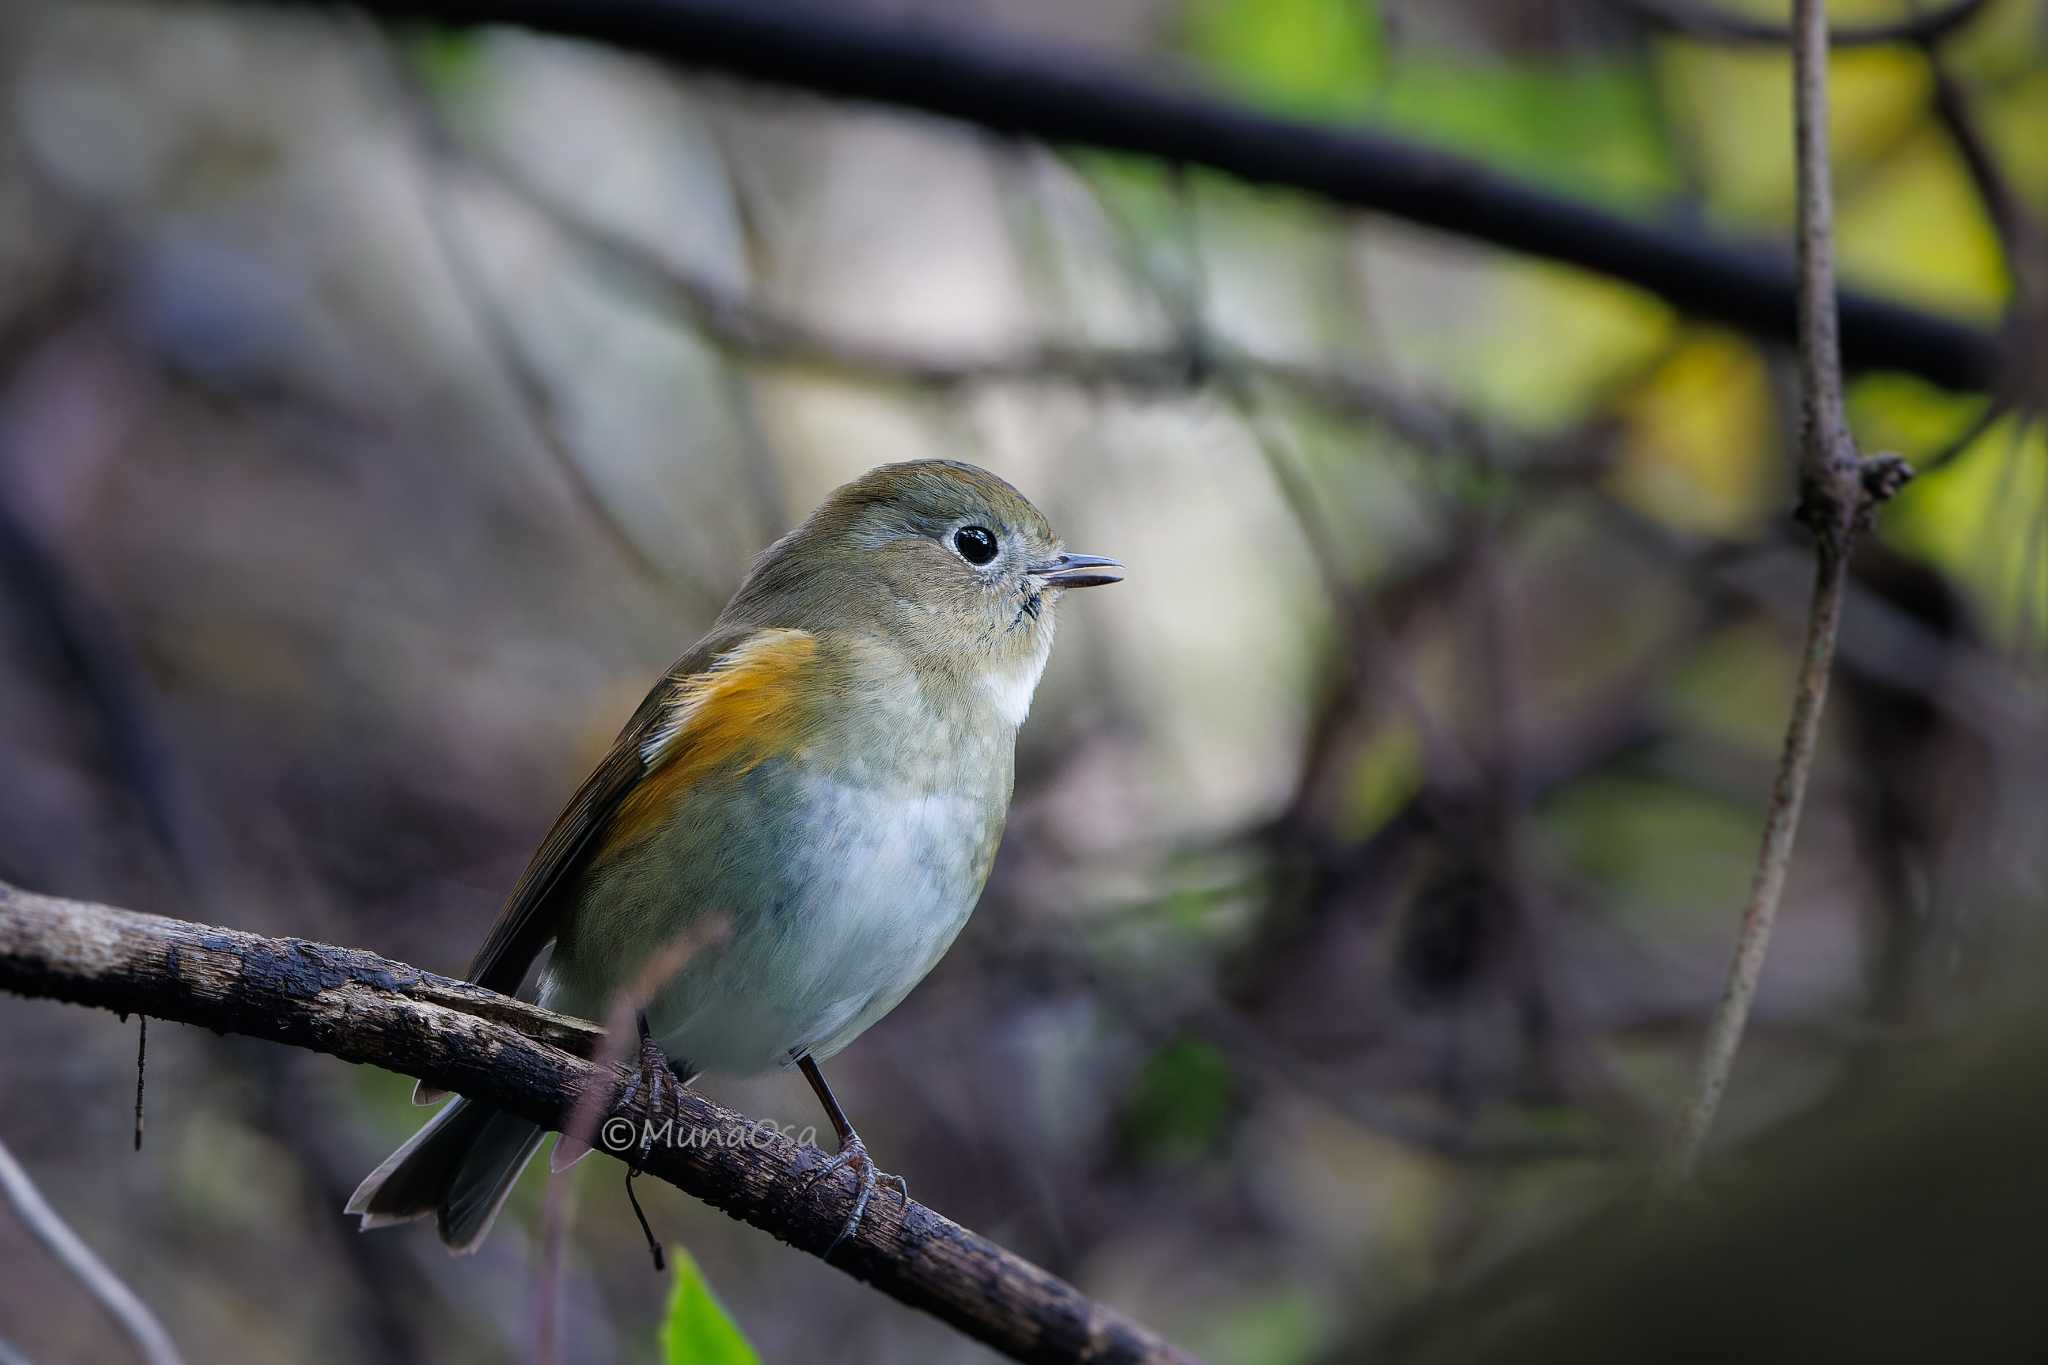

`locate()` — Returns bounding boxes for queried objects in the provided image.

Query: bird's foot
[615,1027,678,1172]
[797,1130,907,1258]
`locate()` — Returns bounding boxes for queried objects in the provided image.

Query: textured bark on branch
[214,0,2002,391]
[0,882,1199,1365]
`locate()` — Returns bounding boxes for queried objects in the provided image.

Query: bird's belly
[547,760,1001,1076]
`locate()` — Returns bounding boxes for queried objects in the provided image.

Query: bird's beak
[1030,553,1124,589]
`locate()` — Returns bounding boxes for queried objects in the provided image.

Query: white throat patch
[981,629,1054,727]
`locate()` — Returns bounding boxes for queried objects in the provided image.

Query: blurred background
[1,0,2044,1361]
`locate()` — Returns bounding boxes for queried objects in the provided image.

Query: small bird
[348,460,1120,1253]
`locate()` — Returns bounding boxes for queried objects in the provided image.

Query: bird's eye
[952,525,998,565]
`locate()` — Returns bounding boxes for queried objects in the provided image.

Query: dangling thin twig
[624,1170,666,1274]
[133,1016,147,1153]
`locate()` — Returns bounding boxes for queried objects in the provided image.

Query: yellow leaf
[1610,331,1780,535]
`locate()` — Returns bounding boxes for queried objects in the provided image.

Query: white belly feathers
[544,760,1001,1077]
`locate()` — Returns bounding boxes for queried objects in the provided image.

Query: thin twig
[1231,391,1481,795]
[0,1139,184,1365]
[530,1158,576,1365]
[1923,48,2031,260]
[133,1016,146,1153]
[535,921,727,1365]
[1912,15,2043,418]
[1661,0,1913,1184]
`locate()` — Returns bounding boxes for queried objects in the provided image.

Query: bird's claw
[798,1132,901,1258]
[616,1029,675,1172]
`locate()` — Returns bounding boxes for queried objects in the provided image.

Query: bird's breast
[549,682,1015,1073]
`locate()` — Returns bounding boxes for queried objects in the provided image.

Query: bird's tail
[346,1097,545,1253]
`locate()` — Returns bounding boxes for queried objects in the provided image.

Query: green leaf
[659,1247,759,1365]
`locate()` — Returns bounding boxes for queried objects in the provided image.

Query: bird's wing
[462,625,821,998]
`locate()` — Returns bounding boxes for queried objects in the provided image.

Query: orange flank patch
[599,629,819,860]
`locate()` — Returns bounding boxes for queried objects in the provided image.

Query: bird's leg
[614,1012,678,1171]
[604,1014,687,1274]
[794,1054,906,1258]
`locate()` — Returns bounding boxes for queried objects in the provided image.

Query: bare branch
[0,1138,185,1365]
[1662,0,1913,1185]
[0,883,1199,1365]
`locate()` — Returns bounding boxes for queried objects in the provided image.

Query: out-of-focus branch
[0,1138,185,1365]
[365,30,729,615]
[447,135,1486,466]
[1662,0,1913,1185]
[1924,52,2031,258]
[1617,0,1992,48]
[217,0,2003,390]
[0,884,1198,1365]
[1914,24,2046,422]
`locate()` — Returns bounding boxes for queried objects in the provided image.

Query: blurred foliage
[1334,720,1424,842]
[1116,1036,1239,1167]
[1376,57,1675,207]
[1182,0,1385,117]
[1612,331,1780,534]
[1889,417,2048,641]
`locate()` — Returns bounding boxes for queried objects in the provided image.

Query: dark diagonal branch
[0,884,1199,1365]
[219,0,2002,391]
[1661,0,1913,1185]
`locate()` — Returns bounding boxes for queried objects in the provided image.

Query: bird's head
[725,460,1121,724]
